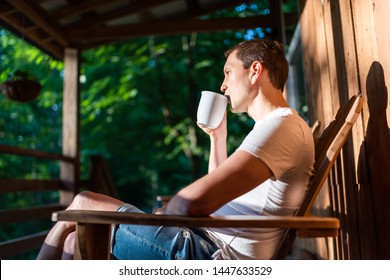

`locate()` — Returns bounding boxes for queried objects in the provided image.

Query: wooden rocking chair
[52,95,363,260]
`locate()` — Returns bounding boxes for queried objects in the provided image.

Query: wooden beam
[0,1,17,16]
[0,144,75,162]
[80,39,115,51]
[67,0,176,29]
[71,0,252,31]
[0,230,49,259]
[270,0,285,43]
[170,0,248,20]
[0,179,66,194]
[0,203,66,224]
[79,12,298,51]
[53,0,124,20]
[186,0,201,11]
[0,13,63,59]
[6,0,68,46]
[70,15,274,42]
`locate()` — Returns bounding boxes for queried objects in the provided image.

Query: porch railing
[0,144,116,259]
[0,144,73,259]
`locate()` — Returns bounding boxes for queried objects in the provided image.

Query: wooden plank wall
[299,0,390,259]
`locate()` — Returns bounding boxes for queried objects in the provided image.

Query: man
[37,38,314,260]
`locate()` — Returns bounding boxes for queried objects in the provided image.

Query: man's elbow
[165,191,217,216]
[165,198,211,216]
[185,198,215,217]
[182,195,218,217]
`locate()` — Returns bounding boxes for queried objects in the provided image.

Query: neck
[247,88,289,121]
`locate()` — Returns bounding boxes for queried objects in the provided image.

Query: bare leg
[62,231,76,260]
[37,191,123,259]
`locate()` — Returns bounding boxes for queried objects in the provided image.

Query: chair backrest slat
[273,95,364,259]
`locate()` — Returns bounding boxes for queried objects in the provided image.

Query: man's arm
[162,149,272,216]
[204,113,228,172]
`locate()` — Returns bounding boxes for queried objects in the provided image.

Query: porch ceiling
[0,0,299,60]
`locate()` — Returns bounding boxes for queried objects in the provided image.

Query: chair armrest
[52,210,339,259]
[53,210,339,235]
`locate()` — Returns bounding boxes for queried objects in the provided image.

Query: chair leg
[75,223,111,259]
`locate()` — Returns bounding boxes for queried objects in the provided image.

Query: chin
[229,107,237,113]
[230,106,242,113]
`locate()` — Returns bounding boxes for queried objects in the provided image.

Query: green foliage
[0,29,63,177]
[6,69,37,81]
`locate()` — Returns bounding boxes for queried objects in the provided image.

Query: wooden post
[270,0,286,44]
[60,48,80,205]
[285,23,302,111]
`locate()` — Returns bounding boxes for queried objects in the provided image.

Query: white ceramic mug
[197,91,228,128]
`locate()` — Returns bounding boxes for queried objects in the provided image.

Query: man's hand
[153,206,166,215]
[198,112,228,173]
[197,111,227,138]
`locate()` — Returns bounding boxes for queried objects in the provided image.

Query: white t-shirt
[206,108,315,259]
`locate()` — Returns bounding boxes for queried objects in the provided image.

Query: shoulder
[238,108,314,178]
[242,108,311,148]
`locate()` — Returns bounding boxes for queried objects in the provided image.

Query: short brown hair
[225,39,288,91]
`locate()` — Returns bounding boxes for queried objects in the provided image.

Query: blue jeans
[111,204,219,260]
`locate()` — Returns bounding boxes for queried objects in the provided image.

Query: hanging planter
[0,70,42,102]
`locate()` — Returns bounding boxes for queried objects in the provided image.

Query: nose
[220,81,227,93]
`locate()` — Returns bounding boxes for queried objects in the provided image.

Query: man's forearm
[208,135,227,172]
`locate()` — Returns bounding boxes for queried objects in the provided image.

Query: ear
[249,61,263,84]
